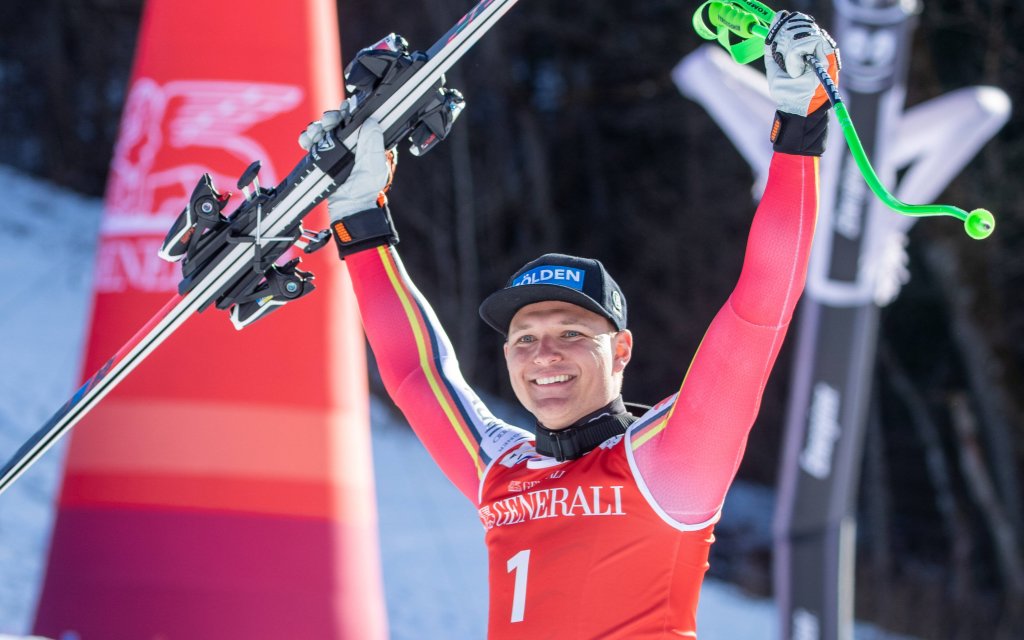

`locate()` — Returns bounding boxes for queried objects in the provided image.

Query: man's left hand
[764,11,841,117]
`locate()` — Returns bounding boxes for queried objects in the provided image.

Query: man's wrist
[330,206,399,259]
[770,106,829,156]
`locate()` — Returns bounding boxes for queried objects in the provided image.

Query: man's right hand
[298,115,396,221]
[299,114,400,258]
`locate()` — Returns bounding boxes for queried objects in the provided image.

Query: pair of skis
[0,0,520,497]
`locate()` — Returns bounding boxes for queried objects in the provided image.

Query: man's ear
[612,329,633,373]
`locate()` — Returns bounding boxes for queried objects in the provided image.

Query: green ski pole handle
[693,0,774,64]
[692,0,996,239]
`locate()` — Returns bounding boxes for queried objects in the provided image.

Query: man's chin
[530,401,577,430]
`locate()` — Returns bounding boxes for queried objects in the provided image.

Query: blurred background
[0,0,1021,638]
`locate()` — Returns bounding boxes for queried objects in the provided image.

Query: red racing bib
[479,436,716,639]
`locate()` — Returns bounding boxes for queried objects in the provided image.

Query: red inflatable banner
[33,0,387,637]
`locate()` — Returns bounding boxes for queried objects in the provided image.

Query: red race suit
[345,151,819,639]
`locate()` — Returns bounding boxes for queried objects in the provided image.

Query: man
[302,11,839,639]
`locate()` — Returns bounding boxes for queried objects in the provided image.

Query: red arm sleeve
[629,152,819,524]
[345,245,531,504]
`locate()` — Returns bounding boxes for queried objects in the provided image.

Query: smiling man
[502,297,631,431]
[482,255,634,446]
[301,11,839,639]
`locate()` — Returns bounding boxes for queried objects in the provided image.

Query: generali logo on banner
[95,77,303,293]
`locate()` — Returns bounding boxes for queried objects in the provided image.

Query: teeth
[535,374,571,385]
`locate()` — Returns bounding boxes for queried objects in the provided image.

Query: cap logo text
[513,266,585,291]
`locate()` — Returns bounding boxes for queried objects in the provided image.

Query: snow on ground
[0,166,101,634]
[0,165,913,639]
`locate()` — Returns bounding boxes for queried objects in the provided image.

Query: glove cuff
[330,206,399,259]
[770,106,829,156]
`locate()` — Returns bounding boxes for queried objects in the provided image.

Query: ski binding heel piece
[229,258,316,330]
[158,173,231,263]
[344,34,414,104]
[408,87,465,156]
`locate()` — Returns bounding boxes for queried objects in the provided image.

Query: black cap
[479,253,627,335]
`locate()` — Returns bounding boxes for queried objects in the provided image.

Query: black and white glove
[764,11,841,156]
[298,115,398,258]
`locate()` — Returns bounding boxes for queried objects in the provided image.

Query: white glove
[764,12,841,116]
[298,115,395,221]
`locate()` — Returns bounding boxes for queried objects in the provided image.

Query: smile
[534,374,574,386]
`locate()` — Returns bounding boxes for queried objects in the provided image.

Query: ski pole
[692,0,996,240]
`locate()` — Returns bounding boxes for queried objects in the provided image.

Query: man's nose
[532,336,562,365]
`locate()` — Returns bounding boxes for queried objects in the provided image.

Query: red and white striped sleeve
[345,245,532,504]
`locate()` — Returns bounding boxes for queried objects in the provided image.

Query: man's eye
[563,330,582,338]
[516,335,535,344]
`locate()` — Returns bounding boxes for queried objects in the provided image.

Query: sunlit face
[503,300,633,430]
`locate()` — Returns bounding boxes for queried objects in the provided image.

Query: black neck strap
[534,397,641,462]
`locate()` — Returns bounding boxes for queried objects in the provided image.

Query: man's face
[504,300,633,430]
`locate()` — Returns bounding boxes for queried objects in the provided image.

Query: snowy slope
[0,166,101,634]
[0,165,912,639]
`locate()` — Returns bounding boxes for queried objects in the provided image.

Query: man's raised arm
[629,12,841,525]
[301,118,531,503]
